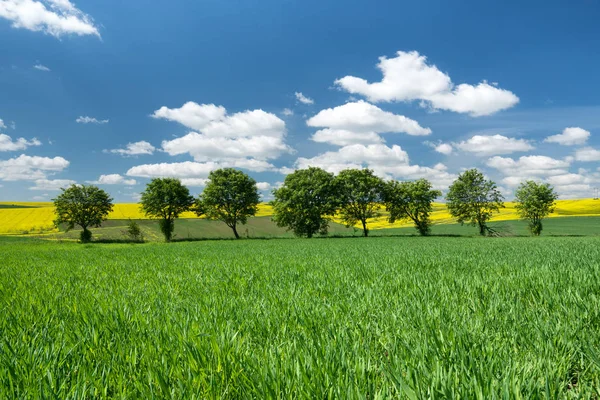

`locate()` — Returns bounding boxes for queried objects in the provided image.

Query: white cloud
[87,174,136,185]
[33,64,50,71]
[454,134,533,156]
[311,129,385,146]
[0,119,5,129]
[126,159,278,181]
[545,173,586,186]
[108,141,155,156]
[307,100,431,146]
[335,50,519,116]
[293,143,455,189]
[29,178,75,190]
[256,182,271,191]
[0,154,69,181]
[180,178,208,187]
[153,102,292,164]
[575,147,600,162]
[0,134,42,151]
[282,108,294,116]
[162,133,290,162]
[152,102,227,131]
[76,116,108,124]
[424,141,453,155]
[153,103,284,138]
[126,161,217,179]
[487,155,571,186]
[0,0,100,37]
[434,143,453,155]
[295,92,314,105]
[309,100,430,135]
[544,127,590,146]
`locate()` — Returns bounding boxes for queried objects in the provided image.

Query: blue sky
[1,0,600,201]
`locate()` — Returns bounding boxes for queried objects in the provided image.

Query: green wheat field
[2,235,600,398]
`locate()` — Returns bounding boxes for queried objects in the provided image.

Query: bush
[123,219,144,242]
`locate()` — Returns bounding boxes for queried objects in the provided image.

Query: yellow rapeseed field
[0,200,598,234]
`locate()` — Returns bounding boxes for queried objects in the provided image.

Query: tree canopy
[272,167,338,238]
[53,184,114,243]
[335,168,384,237]
[196,168,260,239]
[515,180,558,236]
[384,178,441,236]
[140,178,194,242]
[446,169,505,236]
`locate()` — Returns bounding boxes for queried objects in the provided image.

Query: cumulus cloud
[33,64,50,71]
[0,0,100,37]
[162,133,290,162]
[108,141,155,156]
[295,92,314,105]
[544,127,590,146]
[0,134,42,151]
[256,182,272,191]
[153,102,292,163]
[126,161,218,179]
[335,50,519,116]
[126,159,278,181]
[424,141,453,155]
[180,178,208,187]
[293,143,455,189]
[0,154,69,181]
[575,147,600,162]
[76,116,109,124]
[454,134,533,156]
[307,100,431,146]
[281,108,294,116]
[434,143,453,155]
[29,178,75,190]
[308,100,431,136]
[0,119,5,129]
[87,174,136,185]
[486,155,573,188]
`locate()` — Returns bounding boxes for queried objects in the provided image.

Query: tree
[53,184,114,243]
[272,167,338,238]
[384,179,441,236]
[196,168,260,239]
[335,169,384,237]
[140,178,194,242]
[446,169,505,236]
[515,180,558,236]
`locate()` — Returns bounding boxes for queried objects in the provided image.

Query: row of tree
[53,167,558,243]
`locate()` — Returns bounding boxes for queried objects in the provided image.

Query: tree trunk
[362,220,369,237]
[232,224,240,239]
[478,221,486,236]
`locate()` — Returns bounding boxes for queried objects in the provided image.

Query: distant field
[1,199,599,237]
[2,236,599,397]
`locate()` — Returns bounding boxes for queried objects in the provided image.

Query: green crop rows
[2,236,600,398]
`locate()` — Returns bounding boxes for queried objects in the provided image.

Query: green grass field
[2,236,600,397]
[44,215,600,242]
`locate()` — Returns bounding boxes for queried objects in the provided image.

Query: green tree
[446,169,505,236]
[140,178,194,242]
[272,167,338,238]
[196,168,260,239]
[515,180,558,236]
[335,168,384,237]
[384,179,441,236]
[53,184,114,243]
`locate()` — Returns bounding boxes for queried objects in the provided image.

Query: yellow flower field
[0,200,598,235]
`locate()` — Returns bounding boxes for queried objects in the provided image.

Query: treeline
[52,167,558,243]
